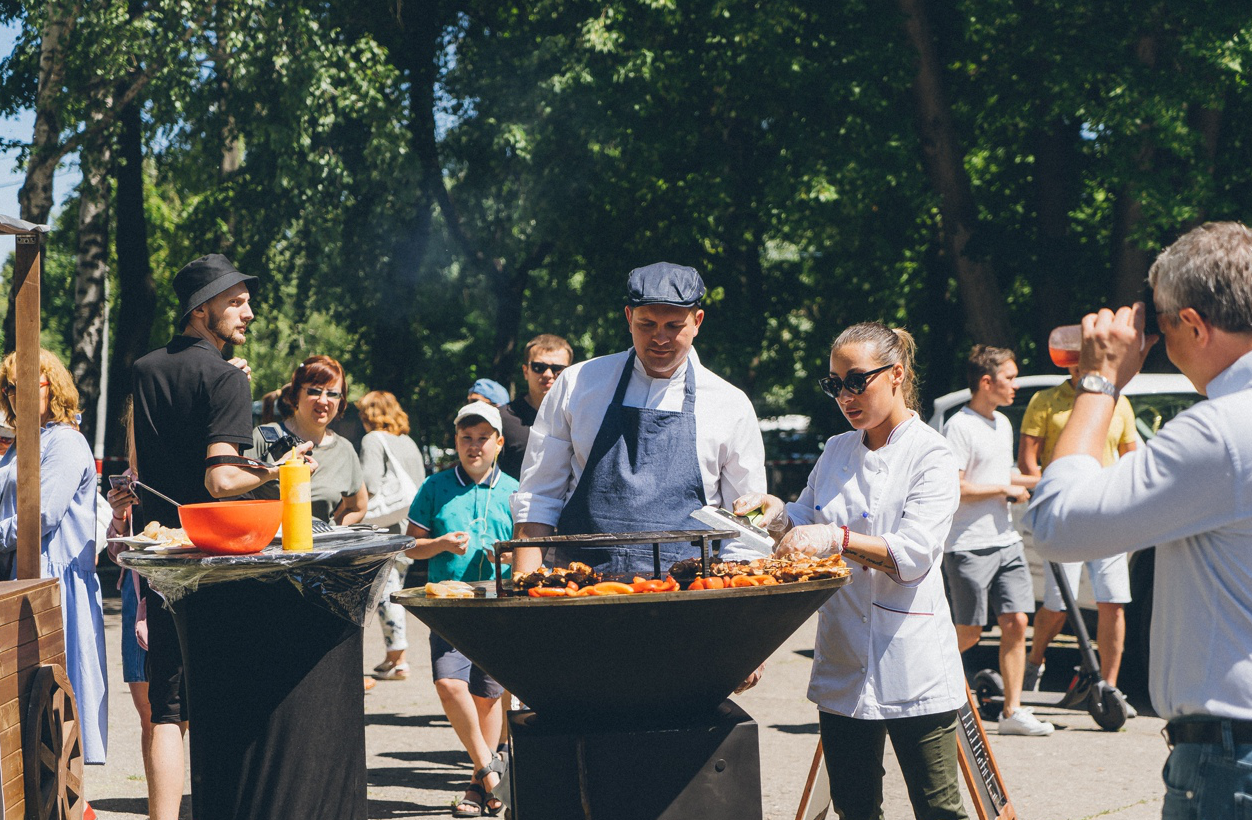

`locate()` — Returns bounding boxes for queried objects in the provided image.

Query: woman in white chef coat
[736,322,968,820]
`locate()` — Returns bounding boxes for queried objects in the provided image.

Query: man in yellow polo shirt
[1018,366,1137,703]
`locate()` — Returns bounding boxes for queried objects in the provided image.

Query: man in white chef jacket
[510,262,767,576]
[1026,221,1252,819]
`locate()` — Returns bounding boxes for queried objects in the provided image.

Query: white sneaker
[1023,661,1044,691]
[998,707,1055,736]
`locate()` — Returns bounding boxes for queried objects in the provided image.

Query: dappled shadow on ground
[369,747,472,794]
[770,722,820,735]
[89,796,149,814]
[375,749,465,766]
[368,797,457,818]
[365,711,447,729]
[369,764,468,792]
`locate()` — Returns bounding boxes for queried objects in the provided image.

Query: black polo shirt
[498,394,539,479]
[132,336,254,527]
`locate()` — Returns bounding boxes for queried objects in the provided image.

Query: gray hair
[831,322,920,411]
[1149,222,1252,333]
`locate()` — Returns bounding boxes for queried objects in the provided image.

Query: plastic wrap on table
[118,534,412,626]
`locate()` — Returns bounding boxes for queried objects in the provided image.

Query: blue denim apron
[554,350,707,575]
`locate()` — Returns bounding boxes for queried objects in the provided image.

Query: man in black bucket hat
[130,253,313,820]
[172,253,259,329]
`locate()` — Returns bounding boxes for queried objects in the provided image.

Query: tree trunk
[1109,183,1154,308]
[364,0,440,398]
[405,0,545,393]
[717,117,769,393]
[5,3,78,351]
[489,244,552,388]
[897,0,1011,346]
[1109,33,1159,309]
[70,132,113,446]
[1031,119,1083,343]
[107,99,156,458]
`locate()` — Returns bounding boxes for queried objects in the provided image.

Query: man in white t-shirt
[943,345,1054,737]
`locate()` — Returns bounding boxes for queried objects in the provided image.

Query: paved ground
[84,583,1168,820]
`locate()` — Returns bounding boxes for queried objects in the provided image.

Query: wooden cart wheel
[23,664,84,820]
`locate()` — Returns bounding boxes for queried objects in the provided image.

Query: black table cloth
[121,533,411,820]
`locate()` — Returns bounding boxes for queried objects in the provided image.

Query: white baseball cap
[453,402,503,436]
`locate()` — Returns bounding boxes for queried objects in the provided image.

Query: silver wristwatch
[1076,372,1118,398]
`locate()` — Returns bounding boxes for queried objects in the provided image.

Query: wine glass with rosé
[1048,325,1082,368]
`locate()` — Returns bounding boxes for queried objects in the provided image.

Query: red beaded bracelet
[839,525,850,554]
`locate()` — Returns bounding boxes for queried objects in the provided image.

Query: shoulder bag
[363,433,420,528]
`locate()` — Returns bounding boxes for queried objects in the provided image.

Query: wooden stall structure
[0,215,85,820]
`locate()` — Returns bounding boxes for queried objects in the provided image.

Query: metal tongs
[131,480,184,509]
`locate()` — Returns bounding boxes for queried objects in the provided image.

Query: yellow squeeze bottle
[279,457,313,552]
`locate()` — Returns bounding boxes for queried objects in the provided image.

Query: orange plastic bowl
[178,500,283,556]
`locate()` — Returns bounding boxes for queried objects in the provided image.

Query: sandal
[473,757,506,816]
[452,783,488,818]
[373,660,410,680]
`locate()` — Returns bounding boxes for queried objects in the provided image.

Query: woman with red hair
[251,355,367,524]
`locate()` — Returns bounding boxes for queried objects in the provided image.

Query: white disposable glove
[732,493,790,534]
[776,523,844,558]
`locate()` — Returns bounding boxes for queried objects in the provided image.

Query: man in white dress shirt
[1026,221,1252,819]
[510,262,766,576]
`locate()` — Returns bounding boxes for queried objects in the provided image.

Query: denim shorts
[1162,722,1252,819]
[120,571,148,683]
[429,632,503,700]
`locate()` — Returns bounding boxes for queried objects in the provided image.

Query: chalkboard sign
[955,685,1017,820]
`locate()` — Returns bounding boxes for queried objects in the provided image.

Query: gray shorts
[943,543,1035,626]
[429,632,504,700]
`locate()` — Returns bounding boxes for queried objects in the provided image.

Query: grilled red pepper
[591,581,635,595]
[528,587,569,598]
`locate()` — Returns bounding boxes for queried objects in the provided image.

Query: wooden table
[0,578,76,820]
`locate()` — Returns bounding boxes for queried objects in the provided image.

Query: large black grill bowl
[393,575,849,723]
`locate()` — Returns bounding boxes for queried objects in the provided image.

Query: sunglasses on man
[528,362,567,375]
[818,364,892,399]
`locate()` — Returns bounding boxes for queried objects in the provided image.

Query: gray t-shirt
[251,422,364,522]
[359,430,426,496]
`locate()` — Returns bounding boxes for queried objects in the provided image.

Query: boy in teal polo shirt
[405,402,516,817]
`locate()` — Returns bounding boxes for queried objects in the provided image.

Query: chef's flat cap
[626,262,706,308]
[174,254,258,326]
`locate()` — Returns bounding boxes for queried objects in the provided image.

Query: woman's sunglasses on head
[818,364,892,399]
